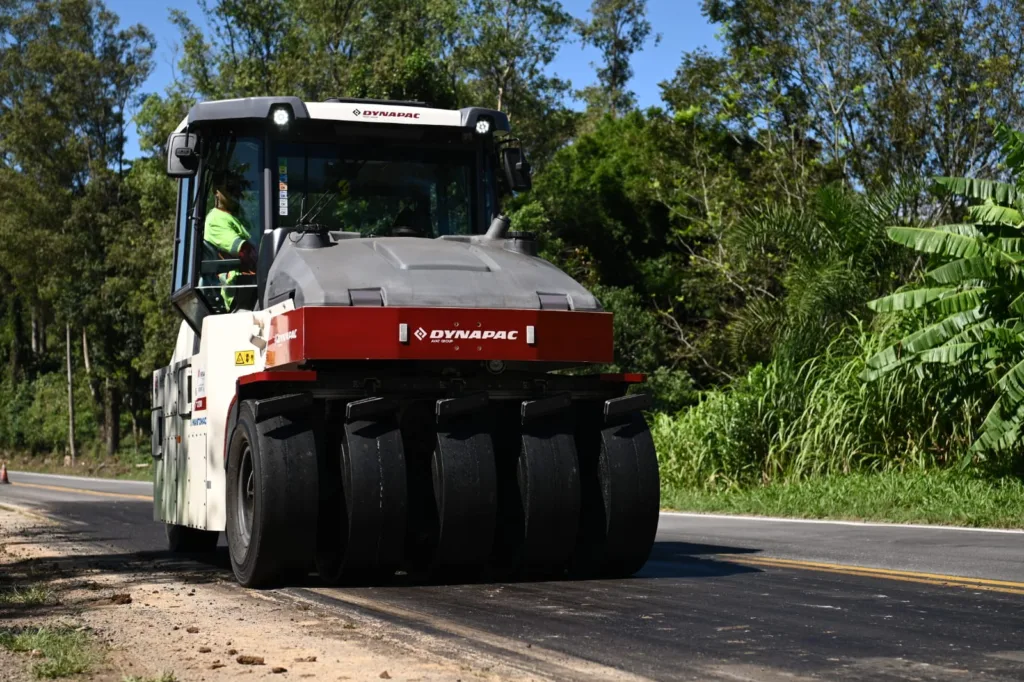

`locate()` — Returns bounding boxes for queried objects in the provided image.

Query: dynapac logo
[270,329,297,346]
[353,108,420,119]
[415,327,519,344]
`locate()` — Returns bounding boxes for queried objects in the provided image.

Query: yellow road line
[732,555,1024,596]
[9,481,153,502]
[737,555,1024,587]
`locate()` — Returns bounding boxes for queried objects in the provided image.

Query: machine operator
[204,172,257,310]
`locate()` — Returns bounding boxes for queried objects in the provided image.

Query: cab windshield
[275,142,476,237]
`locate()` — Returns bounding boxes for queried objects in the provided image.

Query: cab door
[170,175,212,332]
[170,134,265,330]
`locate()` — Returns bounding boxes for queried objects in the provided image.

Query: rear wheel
[226,400,318,588]
[166,524,218,553]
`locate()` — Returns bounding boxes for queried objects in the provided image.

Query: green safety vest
[204,207,252,309]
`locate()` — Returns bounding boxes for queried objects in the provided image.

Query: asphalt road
[3,470,1023,681]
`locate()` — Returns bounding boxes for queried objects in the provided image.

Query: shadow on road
[4,498,764,591]
[636,540,761,579]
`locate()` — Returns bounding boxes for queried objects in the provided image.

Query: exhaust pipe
[485,214,510,240]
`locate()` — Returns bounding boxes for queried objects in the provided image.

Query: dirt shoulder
[0,505,519,682]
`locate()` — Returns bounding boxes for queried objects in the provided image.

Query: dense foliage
[2,0,1023,499]
[864,129,1024,459]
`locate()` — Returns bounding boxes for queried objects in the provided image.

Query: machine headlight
[475,119,491,134]
[272,108,291,126]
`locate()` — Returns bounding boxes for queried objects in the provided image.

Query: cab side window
[195,136,263,313]
[171,176,195,294]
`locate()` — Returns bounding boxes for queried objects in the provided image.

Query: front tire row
[172,398,659,588]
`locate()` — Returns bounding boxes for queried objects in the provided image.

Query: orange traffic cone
[0,462,8,484]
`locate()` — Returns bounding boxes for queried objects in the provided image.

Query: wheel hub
[237,444,254,542]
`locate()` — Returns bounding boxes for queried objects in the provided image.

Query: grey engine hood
[263,236,601,310]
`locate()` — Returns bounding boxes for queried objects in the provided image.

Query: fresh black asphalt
[3,470,1023,681]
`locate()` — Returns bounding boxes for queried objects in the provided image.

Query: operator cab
[165,97,531,333]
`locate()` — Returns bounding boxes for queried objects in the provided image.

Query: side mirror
[501,147,532,192]
[166,132,199,177]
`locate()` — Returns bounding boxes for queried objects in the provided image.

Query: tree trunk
[130,408,139,455]
[31,307,38,355]
[9,295,22,381]
[104,377,120,457]
[82,328,97,401]
[66,323,76,466]
[128,380,139,455]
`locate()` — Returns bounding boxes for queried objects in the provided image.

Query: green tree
[0,0,154,456]
[461,0,577,163]
[159,0,576,162]
[512,110,757,388]
[576,0,657,117]
[727,184,916,365]
[167,0,465,105]
[680,0,1024,189]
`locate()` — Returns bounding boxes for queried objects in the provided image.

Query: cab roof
[174,96,510,134]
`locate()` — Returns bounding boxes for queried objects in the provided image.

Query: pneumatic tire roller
[151,96,660,587]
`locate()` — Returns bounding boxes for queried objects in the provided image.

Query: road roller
[150,96,660,587]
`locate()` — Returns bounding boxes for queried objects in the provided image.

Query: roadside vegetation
[0,585,55,608]
[663,470,1024,529]
[3,0,1024,523]
[3,451,153,481]
[0,626,96,679]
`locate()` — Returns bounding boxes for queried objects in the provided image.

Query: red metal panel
[265,307,613,368]
[238,370,318,385]
[600,373,647,384]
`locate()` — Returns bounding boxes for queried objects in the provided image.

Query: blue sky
[106,0,721,157]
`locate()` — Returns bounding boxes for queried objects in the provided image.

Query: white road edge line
[661,511,1024,534]
[8,471,152,488]
[11,471,1022,535]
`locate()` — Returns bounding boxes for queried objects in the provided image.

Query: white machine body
[152,302,292,530]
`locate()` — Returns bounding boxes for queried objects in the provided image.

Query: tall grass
[662,469,1024,528]
[654,321,988,491]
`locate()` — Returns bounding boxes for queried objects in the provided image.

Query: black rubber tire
[315,411,346,584]
[517,417,581,576]
[490,408,581,579]
[573,408,660,578]
[317,416,406,584]
[166,524,219,553]
[400,403,438,574]
[427,416,497,574]
[490,405,527,579]
[226,400,318,588]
